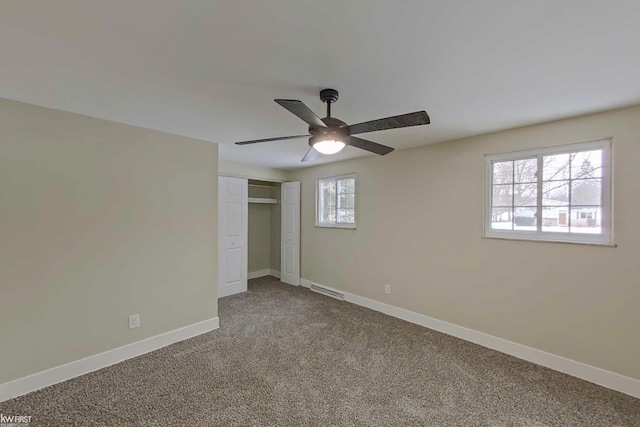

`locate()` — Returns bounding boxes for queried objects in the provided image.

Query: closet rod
[248,183,275,188]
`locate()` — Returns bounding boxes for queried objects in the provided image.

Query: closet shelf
[248,197,278,204]
[248,184,276,189]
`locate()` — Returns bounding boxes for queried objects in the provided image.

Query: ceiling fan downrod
[319,88,339,118]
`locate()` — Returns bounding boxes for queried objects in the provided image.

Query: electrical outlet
[129,314,140,329]
[384,284,391,295]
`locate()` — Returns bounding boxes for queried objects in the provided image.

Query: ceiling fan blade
[348,136,395,155]
[346,111,430,135]
[301,147,319,162]
[234,134,309,145]
[275,99,326,128]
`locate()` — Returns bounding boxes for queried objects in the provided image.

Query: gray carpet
[1,276,639,426]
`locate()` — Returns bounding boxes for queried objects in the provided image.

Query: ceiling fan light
[312,139,346,155]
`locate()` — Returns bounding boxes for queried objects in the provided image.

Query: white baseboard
[302,278,640,399]
[248,269,280,280]
[0,317,219,403]
[300,278,312,288]
[248,269,270,279]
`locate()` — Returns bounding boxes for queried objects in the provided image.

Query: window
[316,174,356,228]
[485,139,612,245]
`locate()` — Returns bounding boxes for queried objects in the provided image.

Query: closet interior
[248,180,281,279]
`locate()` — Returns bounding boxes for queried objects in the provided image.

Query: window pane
[346,209,355,223]
[337,208,355,223]
[346,193,355,209]
[541,206,569,232]
[337,178,348,196]
[571,150,602,179]
[319,180,336,223]
[492,184,512,207]
[318,181,325,221]
[571,179,601,205]
[492,161,513,184]
[491,207,513,230]
[514,158,537,183]
[514,183,537,206]
[542,180,569,205]
[543,153,570,181]
[337,208,355,224]
[346,178,355,193]
[514,207,536,230]
[338,192,347,209]
[338,178,355,224]
[570,207,601,234]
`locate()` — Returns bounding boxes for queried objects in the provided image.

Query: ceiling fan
[234,89,430,162]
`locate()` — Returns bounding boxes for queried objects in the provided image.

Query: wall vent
[310,284,345,301]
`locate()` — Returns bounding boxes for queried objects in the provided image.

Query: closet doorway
[218,177,300,298]
[247,180,282,281]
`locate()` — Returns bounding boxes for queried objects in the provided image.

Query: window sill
[315,224,357,230]
[482,235,616,247]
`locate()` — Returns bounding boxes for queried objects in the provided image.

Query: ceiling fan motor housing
[319,88,339,104]
[308,116,349,148]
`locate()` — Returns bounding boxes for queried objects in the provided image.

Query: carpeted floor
[1,276,639,426]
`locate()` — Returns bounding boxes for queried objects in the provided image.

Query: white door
[281,181,300,286]
[218,176,248,297]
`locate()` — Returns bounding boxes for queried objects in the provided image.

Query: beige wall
[219,159,289,182]
[0,99,218,384]
[290,105,640,381]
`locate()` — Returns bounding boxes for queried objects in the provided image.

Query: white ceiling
[2,1,640,170]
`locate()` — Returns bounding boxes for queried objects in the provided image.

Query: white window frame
[315,173,356,229]
[484,139,613,245]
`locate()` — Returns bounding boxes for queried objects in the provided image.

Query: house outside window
[316,173,356,228]
[484,139,612,245]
